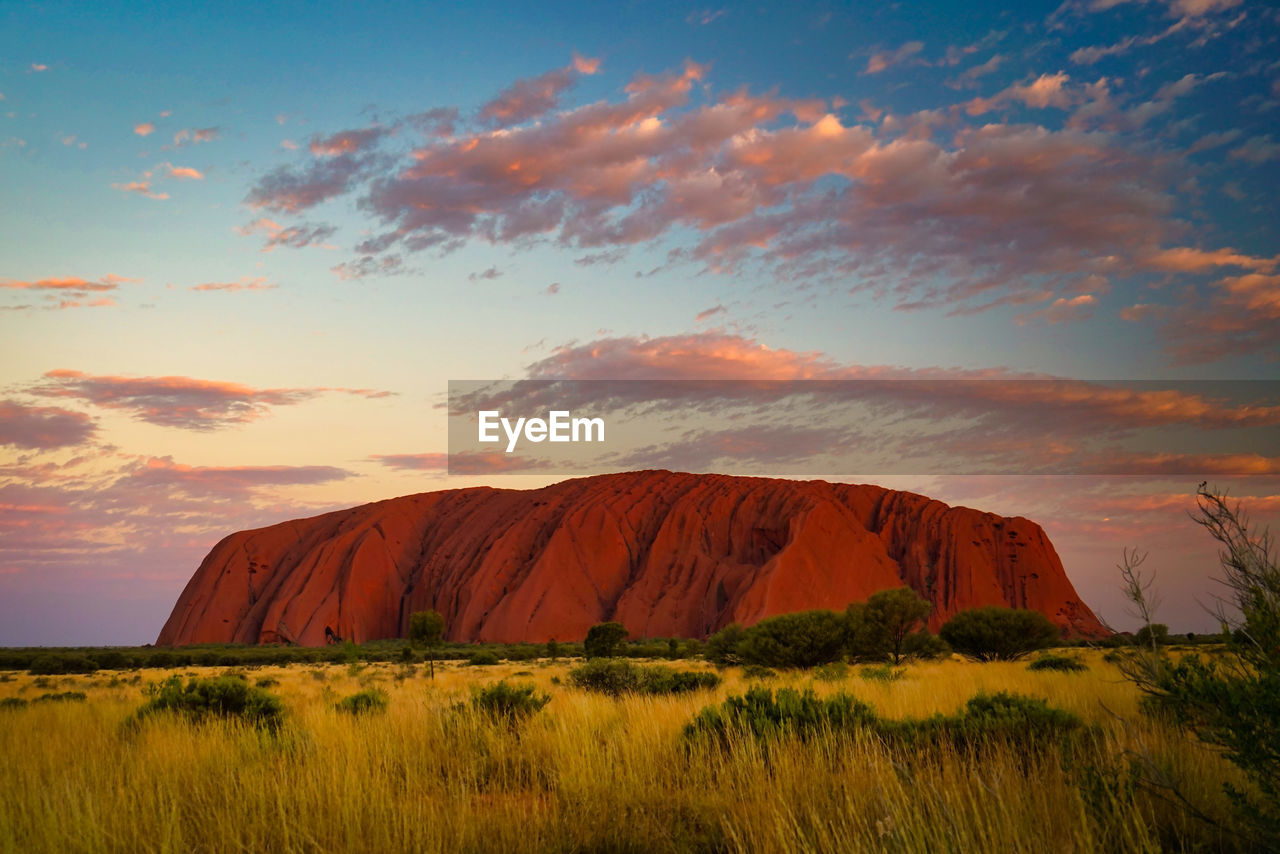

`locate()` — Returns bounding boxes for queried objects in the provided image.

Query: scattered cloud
[468,266,503,282]
[172,127,219,146]
[133,122,156,136]
[0,400,97,449]
[236,217,337,251]
[478,54,602,126]
[367,453,448,471]
[29,370,393,431]
[188,277,276,293]
[863,41,925,75]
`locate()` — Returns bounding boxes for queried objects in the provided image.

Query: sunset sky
[2,0,1278,644]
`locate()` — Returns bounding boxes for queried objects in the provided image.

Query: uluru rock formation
[157,470,1107,645]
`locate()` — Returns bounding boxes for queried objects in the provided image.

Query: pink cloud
[243,59,1275,361]
[964,72,1075,115]
[368,453,449,471]
[478,55,603,126]
[172,127,219,146]
[133,122,156,136]
[0,400,97,449]
[864,41,925,75]
[30,370,394,431]
[189,277,276,293]
[236,218,336,251]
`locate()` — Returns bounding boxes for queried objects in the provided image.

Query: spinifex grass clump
[32,691,87,703]
[569,659,721,696]
[686,687,1086,753]
[468,680,550,725]
[878,691,1087,750]
[686,686,878,744]
[133,675,284,731]
[334,688,388,715]
[860,664,906,683]
[1028,654,1088,673]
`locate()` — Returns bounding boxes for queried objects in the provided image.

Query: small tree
[852,587,933,665]
[736,609,849,668]
[584,621,629,659]
[939,606,1059,661]
[1134,622,1169,648]
[545,638,560,662]
[409,609,445,678]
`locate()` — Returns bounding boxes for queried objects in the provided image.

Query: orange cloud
[133,122,156,136]
[165,163,204,180]
[189,277,276,292]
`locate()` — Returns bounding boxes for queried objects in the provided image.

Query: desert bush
[467,650,500,667]
[1028,654,1088,673]
[879,692,1086,750]
[859,664,906,683]
[741,664,776,680]
[705,623,748,666]
[813,662,849,682]
[134,675,284,731]
[33,691,87,703]
[583,622,629,659]
[736,610,849,668]
[939,607,1060,661]
[685,686,877,744]
[28,654,97,675]
[569,659,721,696]
[1113,486,1280,845]
[469,681,550,724]
[1133,622,1169,648]
[255,677,280,688]
[0,696,28,710]
[901,630,950,661]
[335,688,388,715]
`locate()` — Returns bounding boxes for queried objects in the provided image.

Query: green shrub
[135,675,284,731]
[569,659,721,696]
[1028,654,1088,673]
[901,630,950,661]
[687,687,1084,753]
[685,686,878,744]
[335,688,388,715]
[880,691,1085,750]
[705,623,748,666]
[736,610,849,668]
[0,697,28,710]
[741,664,776,680]
[467,650,500,667]
[255,677,280,688]
[859,664,906,683]
[584,622,629,659]
[469,681,550,724]
[939,607,1060,661]
[846,588,933,664]
[28,654,96,675]
[813,662,849,682]
[33,691,87,703]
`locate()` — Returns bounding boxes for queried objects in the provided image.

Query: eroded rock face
[156,470,1107,645]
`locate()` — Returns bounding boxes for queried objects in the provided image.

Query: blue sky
[1,0,1278,643]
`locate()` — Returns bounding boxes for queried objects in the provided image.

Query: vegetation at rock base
[939,606,1061,661]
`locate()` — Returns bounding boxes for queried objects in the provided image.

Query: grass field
[0,651,1251,853]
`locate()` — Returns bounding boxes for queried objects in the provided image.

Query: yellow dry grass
[0,652,1249,853]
